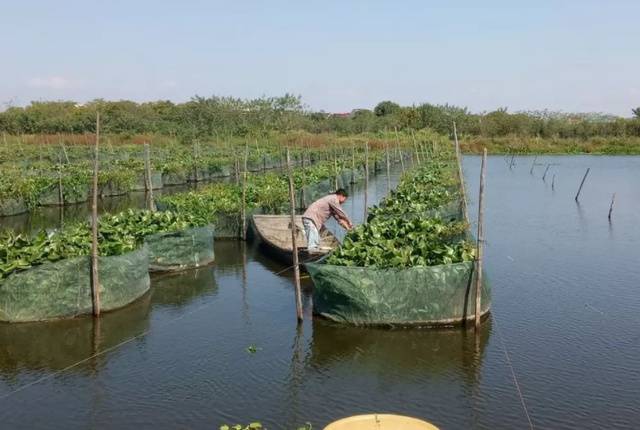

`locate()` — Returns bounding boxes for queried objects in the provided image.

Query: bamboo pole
[411,129,420,164]
[385,142,391,194]
[234,156,240,184]
[453,122,470,224]
[351,144,356,184]
[300,148,306,209]
[394,127,405,172]
[241,144,249,240]
[608,193,616,220]
[286,148,304,323]
[143,143,156,211]
[91,113,101,317]
[530,156,537,175]
[575,168,590,202]
[364,142,369,221]
[333,145,339,190]
[542,164,551,182]
[58,135,70,164]
[475,148,487,330]
[58,155,64,205]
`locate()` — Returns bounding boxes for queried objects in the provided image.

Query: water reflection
[0,265,217,389]
[0,293,151,385]
[151,266,218,310]
[308,319,491,383]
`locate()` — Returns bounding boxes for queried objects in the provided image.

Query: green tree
[374,100,401,117]
[632,107,640,118]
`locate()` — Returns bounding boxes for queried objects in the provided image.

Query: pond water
[0,156,639,429]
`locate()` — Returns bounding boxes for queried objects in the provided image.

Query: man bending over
[302,188,353,252]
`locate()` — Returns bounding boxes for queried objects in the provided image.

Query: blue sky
[1,0,638,116]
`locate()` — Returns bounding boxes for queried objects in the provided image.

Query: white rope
[492,315,535,430]
[0,296,217,401]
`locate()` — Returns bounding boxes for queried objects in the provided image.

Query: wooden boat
[252,214,340,265]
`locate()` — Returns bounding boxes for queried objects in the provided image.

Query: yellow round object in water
[324,414,440,430]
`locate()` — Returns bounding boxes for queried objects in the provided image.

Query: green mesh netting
[145,225,215,272]
[305,260,490,326]
[298,179,334,209]
[99,181,130,197]
[209,166,231,178]
[214,208,264,239]
[0,198,27,216]
[0,247,150,322]
[132,172,163,191]
[340,166,365,186]
[162,172,189,186]
[37,184,63,206]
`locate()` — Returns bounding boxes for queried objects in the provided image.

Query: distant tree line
[1,95,639,139]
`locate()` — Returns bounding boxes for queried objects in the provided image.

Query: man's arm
[329,199,353,230]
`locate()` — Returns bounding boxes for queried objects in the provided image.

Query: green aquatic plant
[0,209,196,281]
[326,159,474,269]
[220,423,263,430]
[326,217,475,268]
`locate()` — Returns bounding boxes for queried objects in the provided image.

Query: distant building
[331,112,351,118]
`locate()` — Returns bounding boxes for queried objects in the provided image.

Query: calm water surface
[0,156,639,429]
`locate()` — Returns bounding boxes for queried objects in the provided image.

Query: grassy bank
[460,136,640,155]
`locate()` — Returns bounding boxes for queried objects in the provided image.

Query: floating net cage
[305,164,490,327]
[145,225,215,272]
[306,259,490,326]
[0,247,150,323]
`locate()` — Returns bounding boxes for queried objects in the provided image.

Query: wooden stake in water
[542,164,551,182]
[241,144,249,240]
[364,142,369,221]
[234,156,240,185]
[530,156,537,175]
[300,148,307,208]
[192,140,200,182]
[453,122,470,224]
[143,143,156,211]
[58,155,64,206]
[58,135,70,164]
[385,142,391,194]
[333,145,339,190]
[394,127,405,172]
[608,193,616,220]
[91,113,101,317]
[575,168,590,202]
[509,154,515,170]
[411,129,421,164]
[475,148,487,330]
[286,148,304,323]
[351,144,356,184]
[552,174,556,191]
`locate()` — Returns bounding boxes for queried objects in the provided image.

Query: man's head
[334,188,349,203]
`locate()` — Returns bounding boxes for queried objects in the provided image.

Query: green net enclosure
[162,172,189,186]
[132,172,163,191]
[305,260,490,326]
[145,225,215,272]
[298,179,334,208]
[0,198,27,216]
[209,165,231,178]
[212,213,243,239]
[0,247,150,322]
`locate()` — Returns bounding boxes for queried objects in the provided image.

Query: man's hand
[340,220,353,231]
